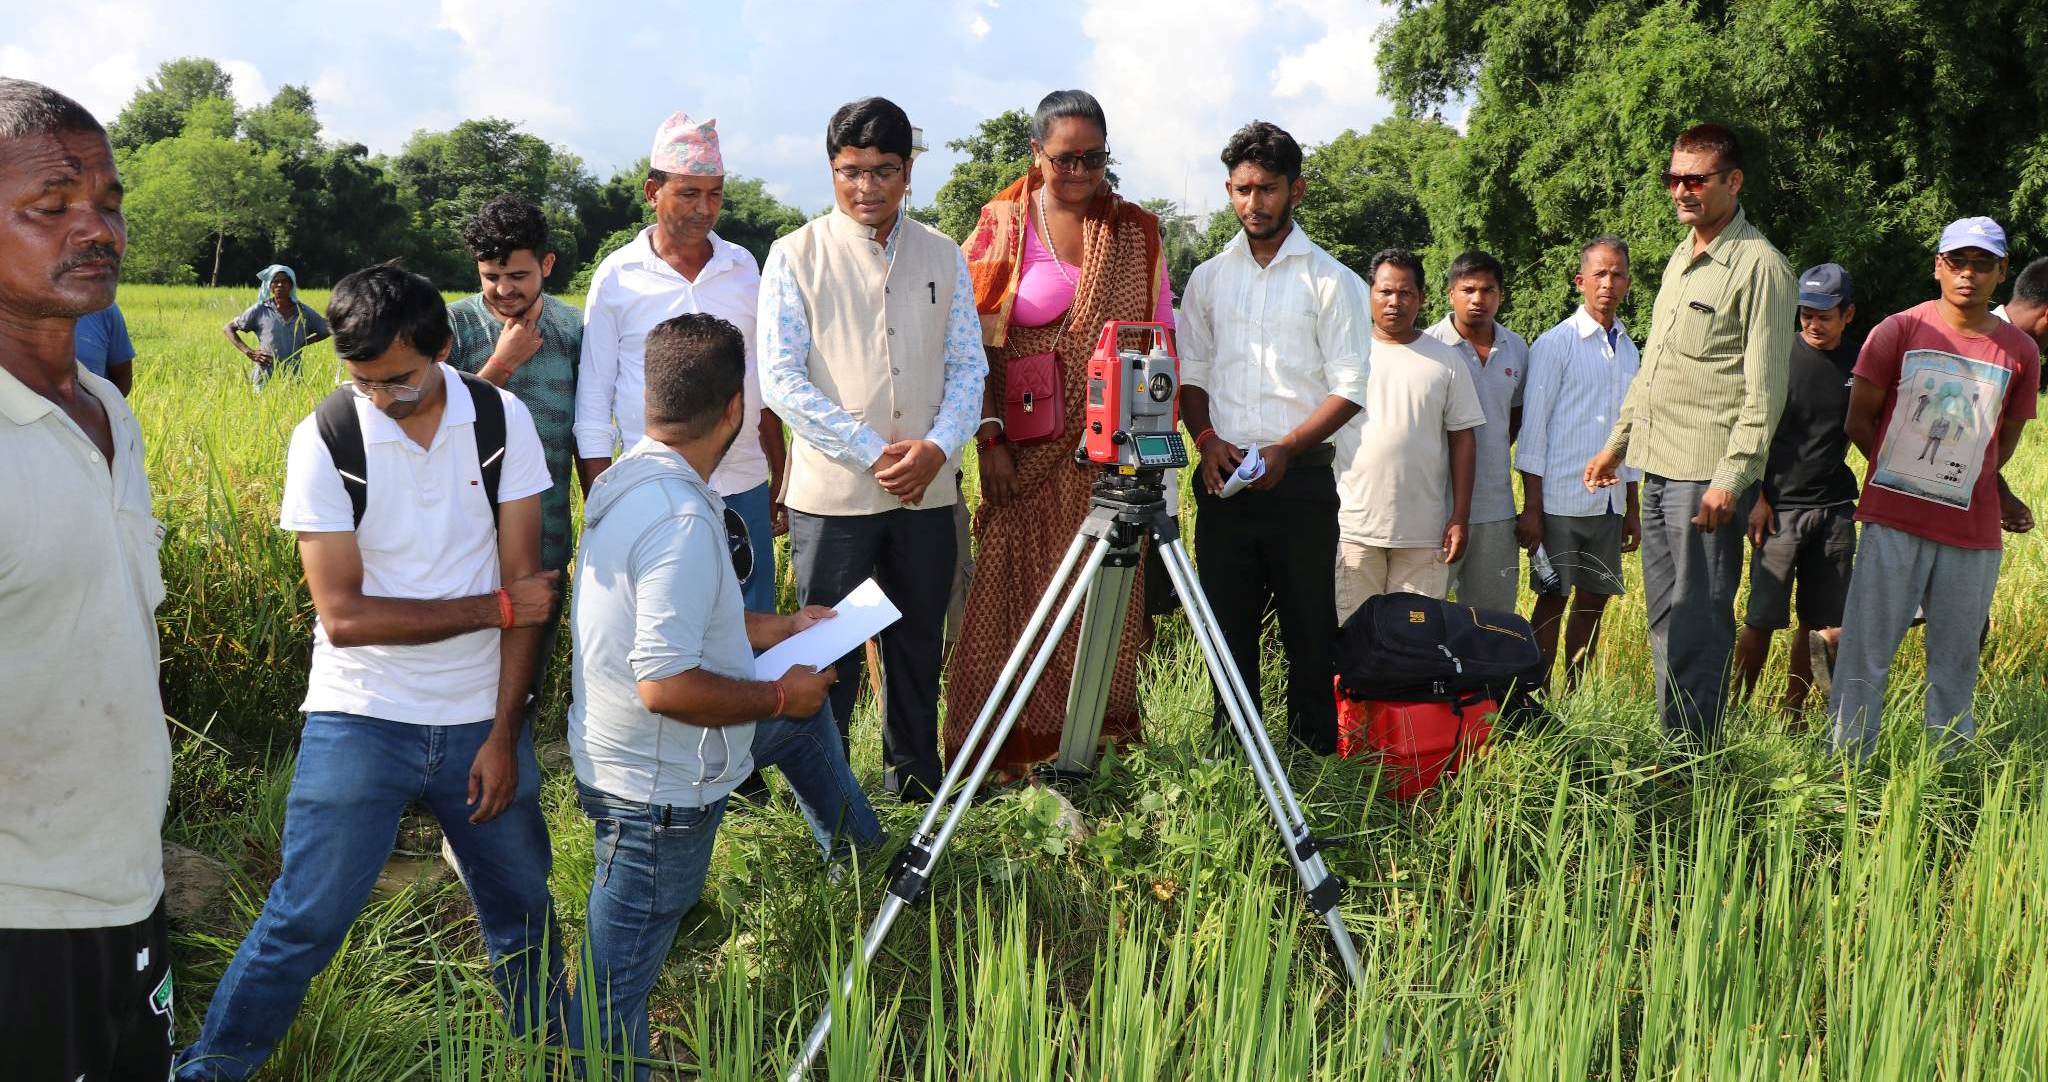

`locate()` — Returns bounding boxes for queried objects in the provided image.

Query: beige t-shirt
[0,363,169,929]
[1336,333,1487,548]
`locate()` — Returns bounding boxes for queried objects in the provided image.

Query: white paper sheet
[753,578,903,679]
[1218,444,1267,498]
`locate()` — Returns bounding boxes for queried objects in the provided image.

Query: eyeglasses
[1661,168,1732,192]
[1042,149,1110,175]
[1939,252,2003,275]
[342,372,428,402]
[832,164,904,184]
[723,506,753,586]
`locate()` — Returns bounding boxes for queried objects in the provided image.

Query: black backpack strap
[459,371,507,525]
[313,386,368,528]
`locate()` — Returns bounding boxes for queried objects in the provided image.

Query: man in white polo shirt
[570,313,882,1079]
[576,113,784,614]
[175,265,568,1081]
[0,77,174,1082]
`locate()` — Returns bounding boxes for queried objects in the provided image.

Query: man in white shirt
[1425,249,1529,614]
[176,266,568,1081]
[0,78,174,1082]
[1516,236,1643,689]
[569,313,882,1078]
[1336,248,1485,614]
[1179,121,1370,755]
[576,112,784,614]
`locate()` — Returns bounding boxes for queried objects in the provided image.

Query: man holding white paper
[567,313,882,1078]
[1178,121,1370,756]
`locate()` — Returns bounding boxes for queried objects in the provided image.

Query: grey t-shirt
[568,439,757,807]
[233,299,331,372]
[1426,317,1527,525]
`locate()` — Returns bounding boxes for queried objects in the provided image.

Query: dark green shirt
[446,294,582,571]
[1605,207,1796,491]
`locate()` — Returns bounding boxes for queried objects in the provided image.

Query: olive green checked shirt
[1603,207,1796,492]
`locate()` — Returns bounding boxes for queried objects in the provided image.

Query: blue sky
[2,0,1407,214]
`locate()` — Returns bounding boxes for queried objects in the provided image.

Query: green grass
[125,283,2048,1079]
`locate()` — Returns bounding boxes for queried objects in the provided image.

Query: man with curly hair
[448,194,583,581]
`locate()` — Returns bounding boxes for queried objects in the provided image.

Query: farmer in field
[223,263,329,385]
[1334,246,1484,612]
[567,313,881,1079]
[1428,249,1528,615]
[0,77,174,1082]
[576,113,784,614]
[760,97,986,803]
[1584,122,1795,744]
[175,265,570,1079]
[447,193,582,606]
[1178,119,1369,756]
[1731,263,1861,718]
[1829,218,2039,760]
[1517,236,1642,689]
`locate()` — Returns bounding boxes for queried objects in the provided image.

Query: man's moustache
[55,245,122,275]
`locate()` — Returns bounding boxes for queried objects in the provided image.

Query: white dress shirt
[574,227,769,497]
[1178,224,1371,447]
[1518,306,1643,517]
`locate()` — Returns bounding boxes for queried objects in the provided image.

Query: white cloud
[433,0,580,130]
[1268,0,1396,137]
[969,15,992,37]
[219,60,270,109]
[0,0,162,123]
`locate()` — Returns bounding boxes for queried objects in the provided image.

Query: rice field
[125,284,2047,1080]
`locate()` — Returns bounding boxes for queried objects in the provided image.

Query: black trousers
[1191,455,1341,753]
[789,504,956,800]
[1,900,173,1082]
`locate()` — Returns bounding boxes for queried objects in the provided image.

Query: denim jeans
[577,705,883,1079]
[174,713,565,1081]
[725,481,778,614]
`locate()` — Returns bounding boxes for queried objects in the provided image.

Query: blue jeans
[726,482,778,614]
[577,706,883,1079]
[174,714,565,1080]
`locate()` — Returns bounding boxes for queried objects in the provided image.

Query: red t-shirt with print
[1852,300,2040,549]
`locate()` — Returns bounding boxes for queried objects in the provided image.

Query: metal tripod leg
[1154,537,1366,985]
[787,533,1116,1080]
[1052,557,1137,774]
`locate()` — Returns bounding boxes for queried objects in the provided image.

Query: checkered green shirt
[1604,208,1795,492]
[446,294,583,572]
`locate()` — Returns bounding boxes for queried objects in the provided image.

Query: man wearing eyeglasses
[176,265,569,1080]
[1585,122,1794,744]
[759,97,987,803]
[1828,218,2038,760]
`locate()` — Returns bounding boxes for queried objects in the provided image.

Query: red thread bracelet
[1193,427,1217,450]
[772,679,787,718]
[496,588,514,629]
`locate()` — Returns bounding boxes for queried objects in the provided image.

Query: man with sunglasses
[1829,218,2038,760]
[569,313,882,1078]
[176,265,569,1079]
[760,97,986,803]
[1585,122,1795,744]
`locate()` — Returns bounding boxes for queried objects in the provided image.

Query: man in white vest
[759,97,987,803]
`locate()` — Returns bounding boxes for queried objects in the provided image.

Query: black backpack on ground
[313,370,507,529]
[1332,593,1549,728]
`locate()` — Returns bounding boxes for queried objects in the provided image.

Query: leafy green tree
[1296,118,1458,284]
[109,58,235,150]
[122,131,290,284]
[390,118,593,288]
[1378,0,2048,336]
[272,143,414,286]
[241,85,320,159]
[1140,198,1207,299]
[931,110,1033,242]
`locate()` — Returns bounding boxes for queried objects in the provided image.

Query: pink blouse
[1011,219,1175,330]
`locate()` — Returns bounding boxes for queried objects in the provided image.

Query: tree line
[114,0,2048,338]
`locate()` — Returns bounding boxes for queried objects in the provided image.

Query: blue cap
[1938,216,2007,258]
[1797,263,1852,310]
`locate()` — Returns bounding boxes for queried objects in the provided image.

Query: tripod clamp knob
[1304,873,1348,916]
[885,840,935,905]
[1293,833,1337,860]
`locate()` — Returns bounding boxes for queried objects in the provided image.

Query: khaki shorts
[1336,541,1448,623]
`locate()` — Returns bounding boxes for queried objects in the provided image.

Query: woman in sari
[944,89,1174,776]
